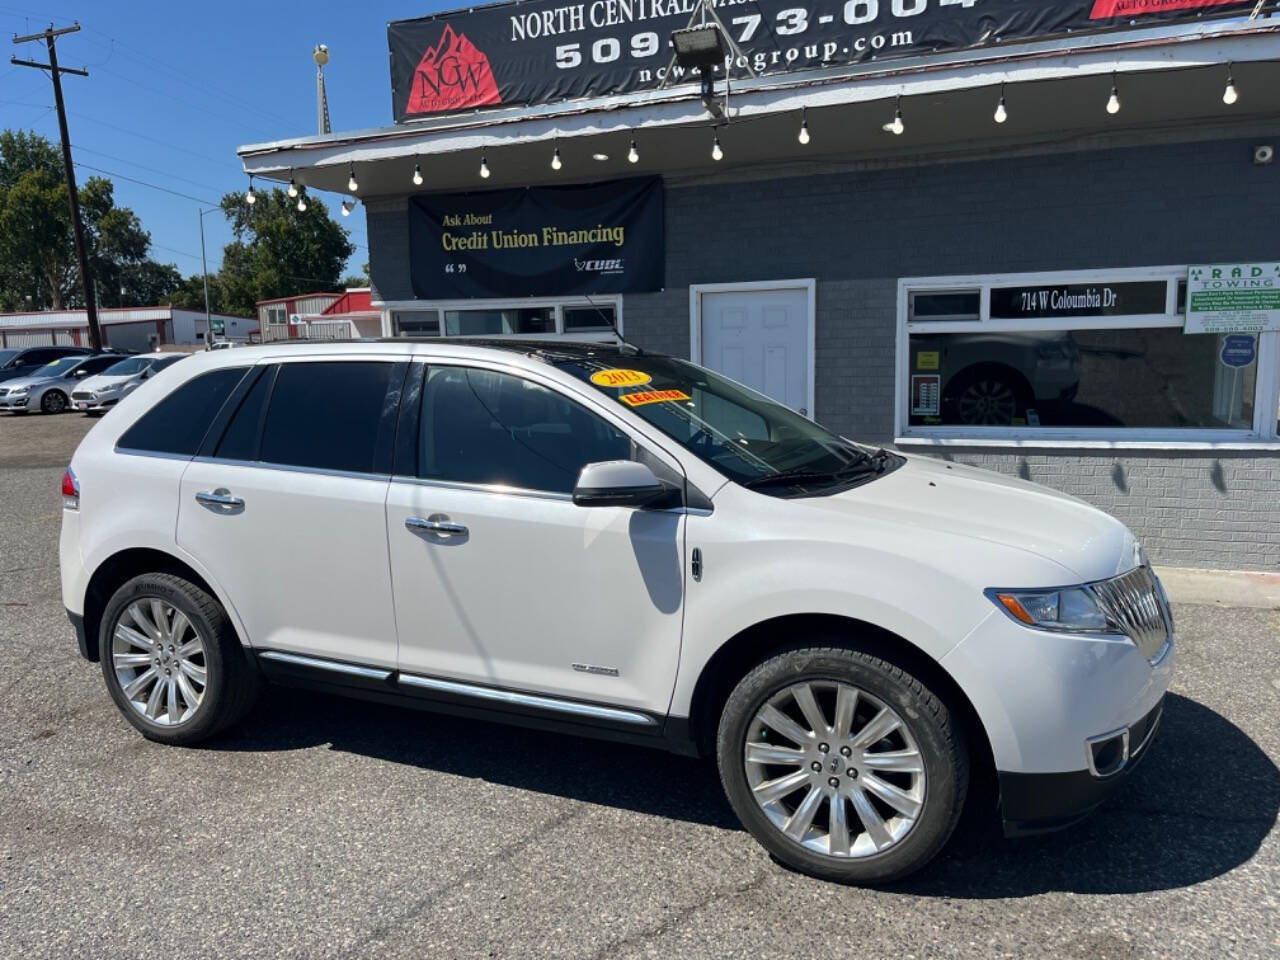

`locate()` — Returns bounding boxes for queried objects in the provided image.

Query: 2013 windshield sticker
[620,389,691,408]
[590,368,652,388]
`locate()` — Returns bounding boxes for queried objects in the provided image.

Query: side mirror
[573,460,669,508]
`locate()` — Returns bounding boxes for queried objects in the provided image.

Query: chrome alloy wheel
[956,379,1017,426]
[744,681,925,859]
[111,599,208,725]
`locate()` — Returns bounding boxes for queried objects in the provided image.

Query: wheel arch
[81,547,222,662]
[683,613,996,786]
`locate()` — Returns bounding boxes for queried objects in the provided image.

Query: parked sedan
[0,345,92,385]
[71,353,186,414]
[0,354,122,414]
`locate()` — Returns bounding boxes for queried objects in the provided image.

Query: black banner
[388,0,1259,122]
[409,176,664,298]
[989,281,1168,319]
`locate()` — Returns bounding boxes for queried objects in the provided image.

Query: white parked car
[59,341,1173,883]
[71,353,186,413]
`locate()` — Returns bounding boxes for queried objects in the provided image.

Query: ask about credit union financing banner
[387,0,1261,121]
[408,177,665,299]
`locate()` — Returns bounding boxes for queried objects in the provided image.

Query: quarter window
[258,362,394,474]
[117,368,247,456]
[417,366,631,493]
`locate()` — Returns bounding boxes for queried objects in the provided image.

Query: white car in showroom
[59,340,1173,884]
[71,352,186,413]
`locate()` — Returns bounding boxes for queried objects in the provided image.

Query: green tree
[214,187,354,315]
[0,129,182,310]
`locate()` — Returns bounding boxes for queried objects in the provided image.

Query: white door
[386,363,686,714]
[176,358,401,668]
[699,285,811,415]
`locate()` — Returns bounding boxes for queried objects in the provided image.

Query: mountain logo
[406,24,501,115]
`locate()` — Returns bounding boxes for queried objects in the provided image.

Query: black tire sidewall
[42,390,67,414]
[717,646,966,885]
[98,574,234,745]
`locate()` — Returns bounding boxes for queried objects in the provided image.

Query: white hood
[802,455,1136,584]
[78,372,143,393]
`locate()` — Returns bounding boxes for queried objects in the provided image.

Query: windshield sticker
[590,368,652,388]
[620,388,691,408]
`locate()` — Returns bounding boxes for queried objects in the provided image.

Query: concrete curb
[1154,566,1280,610]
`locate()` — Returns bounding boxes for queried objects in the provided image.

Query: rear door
[176,357,405,668]
[385,361,687,714]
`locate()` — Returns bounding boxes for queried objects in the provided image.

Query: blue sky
[1,0,456,282]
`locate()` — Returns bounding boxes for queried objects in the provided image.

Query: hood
[0,373,58,390]
[803,455,1136,584]
[79,372,142,392]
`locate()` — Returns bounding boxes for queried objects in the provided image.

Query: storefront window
[563,305,616,331]
[384,299,621,340]
[444,308,554,336]
[392,310,440,336]
[900,268,1278,442]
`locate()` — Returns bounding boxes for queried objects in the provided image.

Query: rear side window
[258,361,393,474]
[418,366,631,493]
[213,367,273,462]
[117,368,247,456]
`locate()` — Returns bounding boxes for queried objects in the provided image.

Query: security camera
[1254,145,1274,166]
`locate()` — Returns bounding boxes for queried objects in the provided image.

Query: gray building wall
[367,136,1280,571]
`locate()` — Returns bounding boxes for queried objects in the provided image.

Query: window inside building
[444,308,554,336]
[392,310,441,336]
[384,298,621,341]
[899,267,1279,443]
[266,305,287,326]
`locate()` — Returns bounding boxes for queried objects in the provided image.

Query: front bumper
[0,394,30,410]
[73,396,117,411]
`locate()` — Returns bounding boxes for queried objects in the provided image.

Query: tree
[213,187,354,315]
[0,129,182,310]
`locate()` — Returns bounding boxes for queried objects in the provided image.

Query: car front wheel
[99,573,260,745]
[717,644,968,884]
[41,390,68,414]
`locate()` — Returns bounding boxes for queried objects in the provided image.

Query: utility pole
[12,23,102,351]
[198,207,213,334]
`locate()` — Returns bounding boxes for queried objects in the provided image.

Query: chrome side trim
[258,650,393,680]
[390,474,573,502]
[1129,704,1164,759]
[189,455,391,483]
[397,673,657,726]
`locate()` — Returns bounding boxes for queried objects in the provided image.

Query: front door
[699,284,811,415]
[385,362,686,714]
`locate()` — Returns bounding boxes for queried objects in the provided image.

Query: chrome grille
[1091,566,1172,662]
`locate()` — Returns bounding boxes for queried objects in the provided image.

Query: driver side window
[418,366,632,494]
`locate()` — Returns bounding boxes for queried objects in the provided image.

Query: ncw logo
[407,24,501,115]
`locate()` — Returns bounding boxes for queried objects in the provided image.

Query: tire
[40,390,68,414]
[944,366,1032,427]
[99,573,261,745]
[717,643,968,885]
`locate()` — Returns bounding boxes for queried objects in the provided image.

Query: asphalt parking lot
[1,412,1277,959]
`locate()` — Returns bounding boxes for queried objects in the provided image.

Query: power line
[72,161,220,206]
[72,145,236,195]
[94,63,283,140]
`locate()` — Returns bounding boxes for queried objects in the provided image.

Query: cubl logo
[407,24,501,115]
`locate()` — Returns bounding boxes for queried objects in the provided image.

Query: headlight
[986,586,1114,633]
[10,385,29,395]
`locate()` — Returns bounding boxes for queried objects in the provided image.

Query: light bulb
[1107,87,1121,115]
[551,147,562,171]
[628,140,639,163]
[296,193,307,212]
[890,112,904,135]
[348,168,358,193]
[412,163,423,186]
[479,154,490,178]
[798,120,810,145]
[994,98,1008,124]
[245,184,256,205]
[711,136,723,161]
[1223,80,1238,105]
[340,199,352,217]
[287,178,298,198]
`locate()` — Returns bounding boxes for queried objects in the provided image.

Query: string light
[883,96,905,135]
[347,164,359,193]
[1223,62,1239,105]
[244,176,256,205]
[340,198,353,217]
[711,132,723,161]
[628,139,639,163]
[296,188,307,212]
[798,107,810,145]
[551,143,562,171]
[479,152,490,178]
[287,174,298,198]
[1107,72,1121,115]
[994,83,1008,124]
[412,162,423,186]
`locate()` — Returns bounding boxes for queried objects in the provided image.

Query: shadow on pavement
[209,689,1276,895]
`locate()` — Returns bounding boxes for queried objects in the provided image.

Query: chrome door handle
[195,489,244,509]
[406,515,468,536]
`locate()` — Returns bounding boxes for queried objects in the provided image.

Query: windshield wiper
[742,449,896,490]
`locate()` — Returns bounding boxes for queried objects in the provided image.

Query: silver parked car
[0,354,122,414]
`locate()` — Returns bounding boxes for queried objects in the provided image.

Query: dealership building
[239,1,1280,571]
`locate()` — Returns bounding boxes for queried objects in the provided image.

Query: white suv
[60,340,1174,884]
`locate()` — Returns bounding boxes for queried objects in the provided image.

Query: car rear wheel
[99,573,260,745]
[41,390,68,414]
[717,644,968,884]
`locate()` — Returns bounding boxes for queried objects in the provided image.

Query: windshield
[558,354,891,491]
[102,356,153,376]
[38,357,83,376]
[0,349,18,368]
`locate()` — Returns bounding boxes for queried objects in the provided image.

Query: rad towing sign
[1184,263,1280,335]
